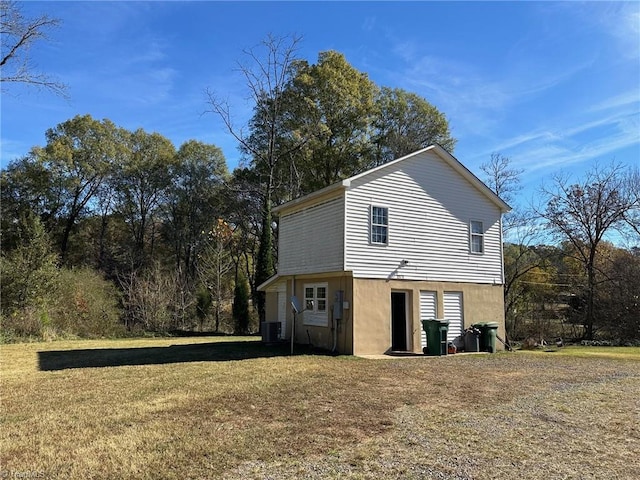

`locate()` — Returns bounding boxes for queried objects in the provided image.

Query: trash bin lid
[486,322,499,328]
[472,322,488,328]
[421,319,439,331]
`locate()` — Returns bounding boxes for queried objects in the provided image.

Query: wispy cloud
[551,1,640,60]
[588,91,640,114]
[362,16,376,32]
[393,46,594,138]
[492,98,639,176]
[381,3,639,182]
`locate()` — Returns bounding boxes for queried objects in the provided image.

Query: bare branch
[480,152,524,204]
[0,0,68,97]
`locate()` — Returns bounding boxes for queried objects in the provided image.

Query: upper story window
[371,205,389,245]
[470,220,484,254]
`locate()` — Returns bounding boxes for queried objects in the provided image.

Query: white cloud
[494,111,639,175]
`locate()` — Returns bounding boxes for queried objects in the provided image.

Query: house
[258,145,511,355]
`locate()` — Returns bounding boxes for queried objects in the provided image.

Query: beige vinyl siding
[345,150,503,284]
[278,196,344,275]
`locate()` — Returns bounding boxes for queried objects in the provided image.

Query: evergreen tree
[232,271,251,335]
[0,212,59,335]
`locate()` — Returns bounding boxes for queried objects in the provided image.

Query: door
[419,291,437,350]
[443,291,464,343]
[277,290,287,339]
[391,291,408,351]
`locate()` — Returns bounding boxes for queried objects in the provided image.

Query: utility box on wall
[333,290,344,320]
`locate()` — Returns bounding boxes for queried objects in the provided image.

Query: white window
[303,283,328,326]
[470,220,484,254]
[371,205,388,245]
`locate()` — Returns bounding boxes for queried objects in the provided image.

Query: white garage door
[419,291,437,349]
[443,292,464,343]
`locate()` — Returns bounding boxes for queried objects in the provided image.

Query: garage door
[419,291,437,350]
[443,292,464,343]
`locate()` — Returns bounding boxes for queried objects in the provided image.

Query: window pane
[372,206,388,225]
[471,235,483,253]
[471,221,483,234]
[317,300,326,312]
[317,287,326,299]
[372,225,388,244]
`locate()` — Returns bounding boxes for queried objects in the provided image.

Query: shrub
[52,268,125,338]
[0,214,60,341]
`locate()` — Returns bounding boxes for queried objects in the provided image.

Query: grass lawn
[1,337,638,479]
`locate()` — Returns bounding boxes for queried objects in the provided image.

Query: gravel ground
[223,355,639,480]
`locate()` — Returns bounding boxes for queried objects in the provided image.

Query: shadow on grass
[38,341,329,371]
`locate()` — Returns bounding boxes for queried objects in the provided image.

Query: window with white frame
[470,220,484,254]
[371,205,389,245]
[303,283,328,326]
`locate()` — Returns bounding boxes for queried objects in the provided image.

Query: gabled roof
[273,144,511,215]
[257,274,281,292]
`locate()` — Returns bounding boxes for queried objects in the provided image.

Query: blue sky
[2,1,639,209]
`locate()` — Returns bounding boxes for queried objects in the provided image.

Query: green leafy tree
[287,50,378,192]
[113,129,176,267]
[0,153,59,250]
[372,87,455,165]
[38,114,120,262]
[163,140,228,279]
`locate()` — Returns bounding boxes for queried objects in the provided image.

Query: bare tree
[481,153,541,338]
[538,162,640,339]
[480,152,524,206]
[1,0,67,96]
[205,34,307,323]
[196,219,235,333]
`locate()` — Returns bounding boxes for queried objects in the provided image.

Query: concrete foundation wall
[264,275,505,356]
[352,278,506,355]
[264,274,355,354]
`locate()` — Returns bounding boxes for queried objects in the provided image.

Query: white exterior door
[444,292,464,343]
[419,291,437,350]
[277,290,287,339]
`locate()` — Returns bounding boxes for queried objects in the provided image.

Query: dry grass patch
[1,339,638,479]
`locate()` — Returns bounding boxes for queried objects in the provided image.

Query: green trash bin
[485,322,499,353]
[422,319,449,356]
[472,322,499,353]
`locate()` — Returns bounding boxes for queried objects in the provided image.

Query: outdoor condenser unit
[261,322,281,344]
